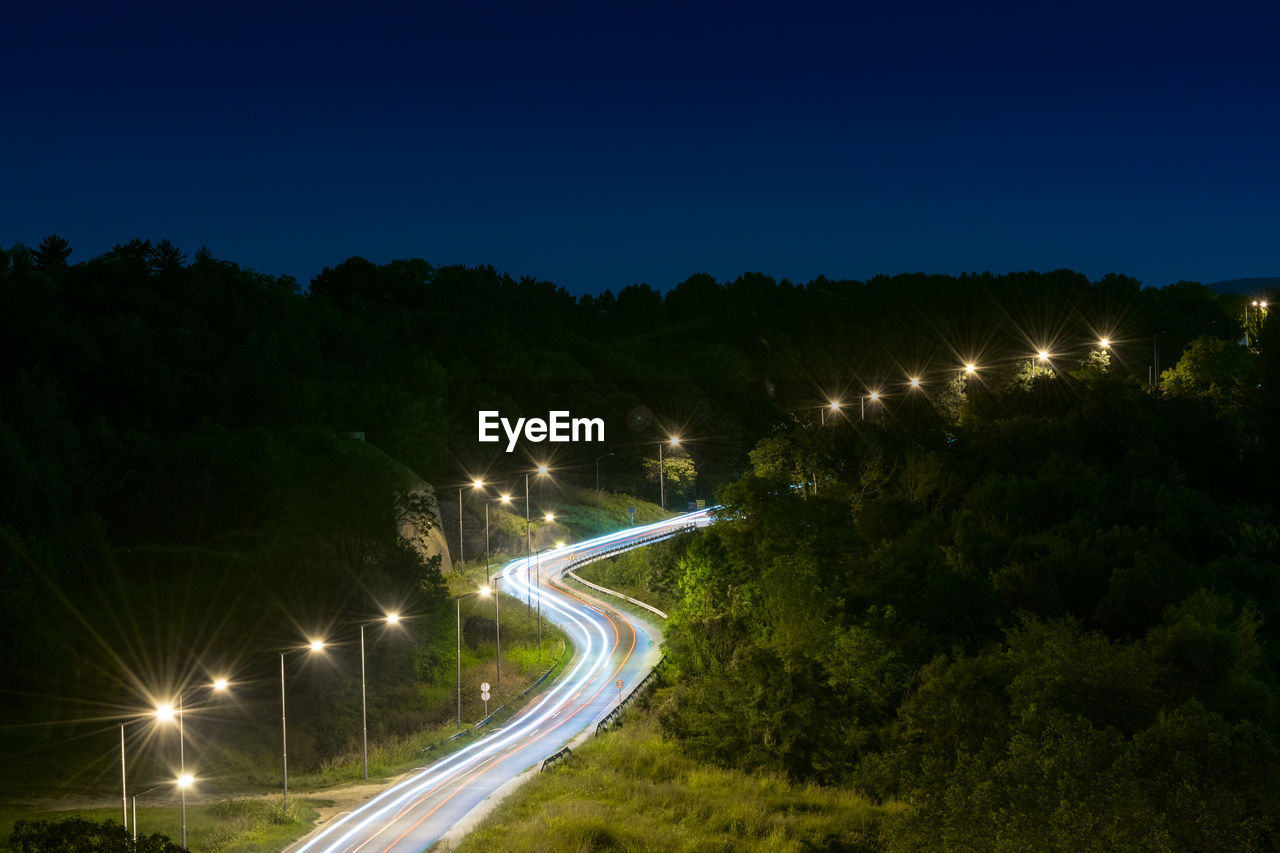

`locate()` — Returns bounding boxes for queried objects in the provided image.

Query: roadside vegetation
[449,710,894,853]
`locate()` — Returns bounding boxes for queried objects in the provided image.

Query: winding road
[286,508,713,853]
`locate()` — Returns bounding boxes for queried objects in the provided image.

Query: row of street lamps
[458,445,686,575]
[817,340,1119,420]
[116,588,509,838]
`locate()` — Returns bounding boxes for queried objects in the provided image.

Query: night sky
[4,1,1277,295]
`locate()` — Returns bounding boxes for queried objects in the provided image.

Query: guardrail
[596,657,664,736]
[563,524,697,575]
[565,570,669,619]
[540,745,573,772]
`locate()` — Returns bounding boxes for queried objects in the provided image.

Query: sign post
[615,679,624,708]
[481,682,491,716]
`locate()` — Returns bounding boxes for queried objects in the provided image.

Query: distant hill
[1205,277,1280,296]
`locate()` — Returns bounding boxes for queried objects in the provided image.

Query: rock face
[399,482,454,574]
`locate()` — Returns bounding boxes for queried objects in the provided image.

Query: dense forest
[653,338,1280,848]
[2,235,1274,846]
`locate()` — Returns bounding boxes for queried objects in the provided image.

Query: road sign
[481,682,490,692]
[481,690,490,701]
[615,679,624,689]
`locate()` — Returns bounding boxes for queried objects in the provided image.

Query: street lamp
[359,614,401,780]
[1037,349,1051,362]
[821,400,841,426]
[161,677,229,847]
[595,452,614,535]
[118,708,168,833]
[909,377,922,389]
[128,773,189,840]
[862,391,881,421]
[534,547,559,656]
[456,586,492,729]
[457,479,485,574]
[658,436,680,510]
[280,639,324,808]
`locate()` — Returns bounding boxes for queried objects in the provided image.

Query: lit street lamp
[280,639,324,808]
[158,677,229,847]
[821,400,841,425]
[117,709,165,833]
[862,391,881,421]
[658,436,680,510]
[457,479,485,574]
[359,614,400,780]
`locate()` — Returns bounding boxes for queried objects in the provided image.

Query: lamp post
[457,479,485,574]
[861,391,880,421]
[359,614,400,780]
[130,783,166,841]
[595,452,613,535]
[456,586,492,729]
[157,678,228,847]
[118,702,175,833]
[821,400,841,425]
[498,493,527,610]
[280,639,324,808]
[534,547,558,656]
[658,436,680,510]
[493,576,502,686]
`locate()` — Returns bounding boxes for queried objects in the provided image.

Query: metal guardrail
[540,745,573,772]
[595,657,664,736]
[564,524,697,576]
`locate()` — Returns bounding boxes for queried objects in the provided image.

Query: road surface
[287,508,713,853]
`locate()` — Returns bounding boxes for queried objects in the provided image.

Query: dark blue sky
[4,1,1277,294]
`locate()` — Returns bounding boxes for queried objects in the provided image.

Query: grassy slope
[447,709,894,853]
[452,536,899,853]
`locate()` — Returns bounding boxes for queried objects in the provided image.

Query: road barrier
[540,746,573,772]
[595,657,664,736]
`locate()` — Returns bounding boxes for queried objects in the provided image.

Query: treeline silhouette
[0,234,1269,813]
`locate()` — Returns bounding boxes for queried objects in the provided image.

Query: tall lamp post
[456,586,492,729]
[118,708,168,833]
[821,400,841,425]
[595,452,614,535]
[861,391,880,421]
[280,639,324,808]
[359,614,400,780]
[534,547,559,656]
[457,479,484,574]
[157,677,229,847]
[658,436,680,510]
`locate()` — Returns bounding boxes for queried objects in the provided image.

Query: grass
[445,706,896,852]
[0,797,320,853]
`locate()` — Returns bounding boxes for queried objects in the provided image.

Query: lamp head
[155,703,176,723]
[212,678,229,691]
[309,639,324,652]
[385,612,400,625]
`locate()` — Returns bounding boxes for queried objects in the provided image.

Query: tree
[1160,335,1255,406]
[31,234,71,272]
